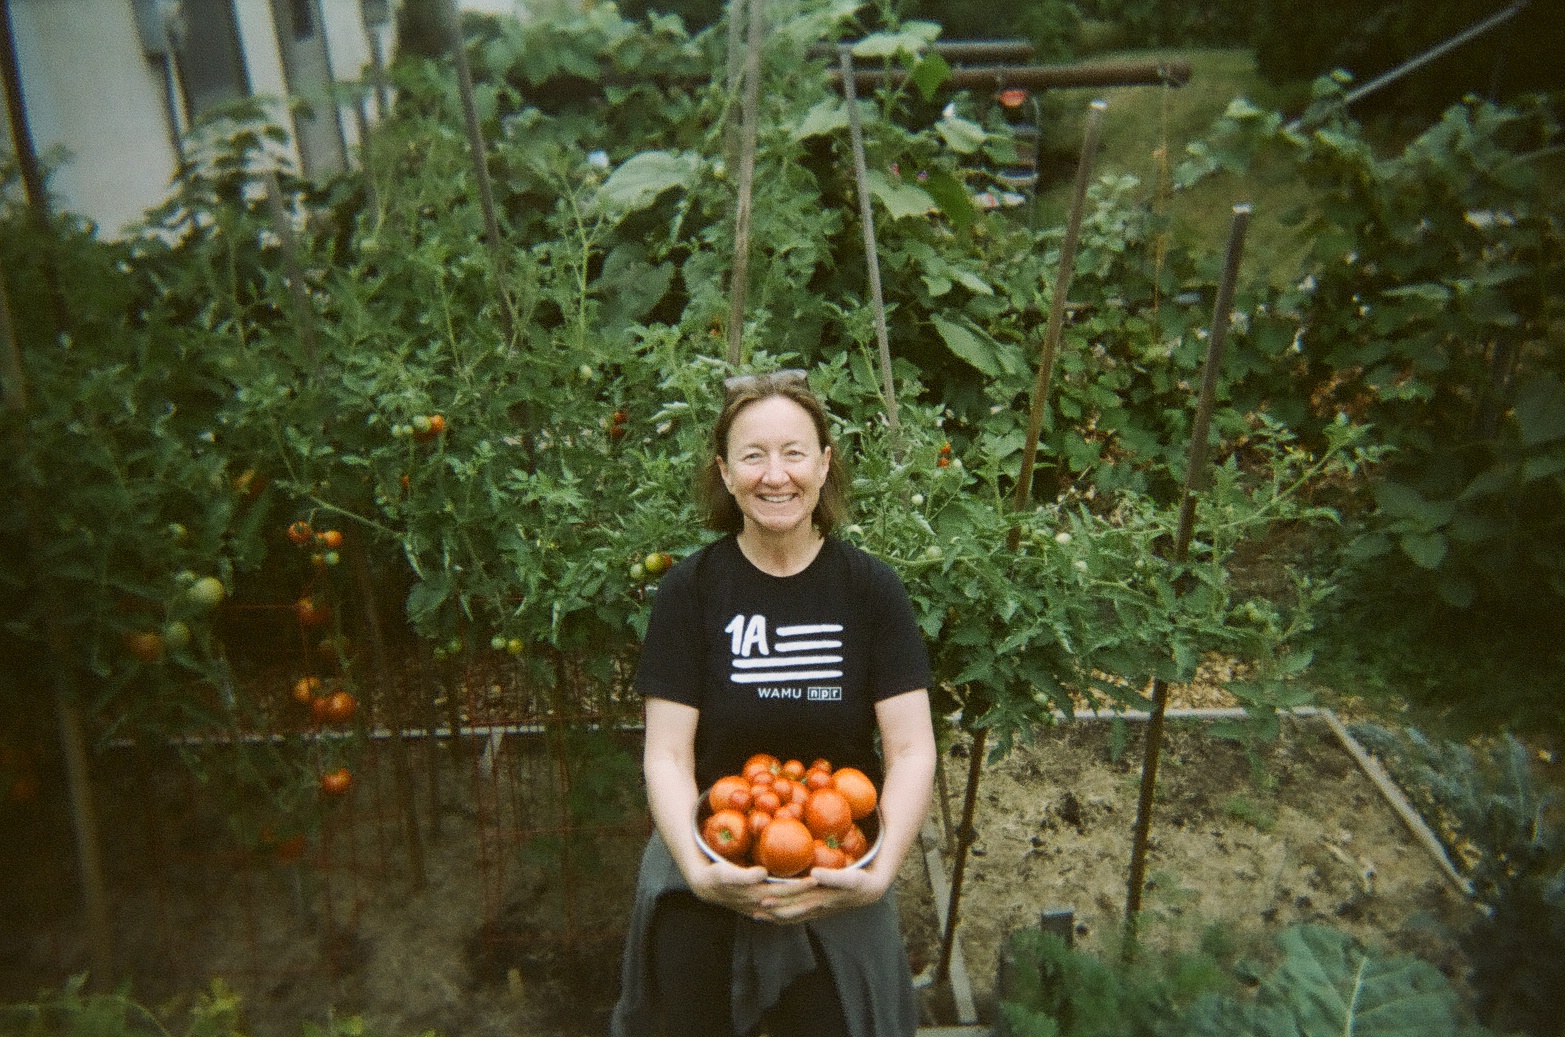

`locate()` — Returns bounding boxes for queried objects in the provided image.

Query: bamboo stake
[725,0,764,367]
[936,725,986,985]
[839,48,899,431]
[722,0,747,170]
[1125,204,1251,923]
[443,0,516,346]
[1007,100,1106,549]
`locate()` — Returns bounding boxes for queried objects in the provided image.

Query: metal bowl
[693,786,883,883]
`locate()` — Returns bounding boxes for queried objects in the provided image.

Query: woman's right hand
[686,856,773,914]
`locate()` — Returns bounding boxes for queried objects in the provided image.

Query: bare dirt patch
[918,713,1479,1025]
[1,709,1479,1035]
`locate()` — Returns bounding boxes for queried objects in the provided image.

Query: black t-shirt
[634,535,933,790]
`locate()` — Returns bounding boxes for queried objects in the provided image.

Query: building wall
[3,0,544,238]
[5,0,177,235]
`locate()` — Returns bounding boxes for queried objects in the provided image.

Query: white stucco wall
[5,0,180,235]
[3,0,575,237]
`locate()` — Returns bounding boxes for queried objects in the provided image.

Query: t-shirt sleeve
[631,553,705,709]
[866,555,934,701]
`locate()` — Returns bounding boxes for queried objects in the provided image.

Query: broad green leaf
[1262,925,1463,1037]
[864,169,937,220]
[931,315,1006,377]
[850,22,940,59]
[1399,531,1448,570]
[1374,481,1453,529]
[919,169,977,229]
[596,150,701,215]
[935,115,987,154]
[793,98,850,140]
[1512,374,1565,447]
[909,52,952,101]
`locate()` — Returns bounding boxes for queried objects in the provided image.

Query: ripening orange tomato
[831,767,878,820]
[803,787,853,841]
[756,817,814,878]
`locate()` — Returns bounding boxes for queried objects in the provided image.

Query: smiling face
[716,395,832,542]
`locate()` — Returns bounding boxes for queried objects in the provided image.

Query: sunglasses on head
[722,368,809,397]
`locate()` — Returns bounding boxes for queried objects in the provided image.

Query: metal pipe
[828,58,1191,93]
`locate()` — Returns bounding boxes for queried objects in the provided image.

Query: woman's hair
[696,371,850,537]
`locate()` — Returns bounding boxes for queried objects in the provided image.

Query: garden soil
[1,696,1482,1036]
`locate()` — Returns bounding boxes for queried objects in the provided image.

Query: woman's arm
[859,687,937,892]
[761,688,936,920]
[643,696,768,908]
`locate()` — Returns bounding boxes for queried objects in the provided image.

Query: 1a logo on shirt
[724,613,844,701]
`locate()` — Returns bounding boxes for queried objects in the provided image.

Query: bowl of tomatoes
[694,754,883,882]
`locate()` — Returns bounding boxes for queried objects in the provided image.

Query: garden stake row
[940,97,1107,987]
[839,47,901,432]
[1124,203,1252,926]
[725,0,764,366]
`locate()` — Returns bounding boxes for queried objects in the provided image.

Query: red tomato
[709,775,750,815]
[747,811,772,837]
[756,817,815,878]
[805,767,833,790]
[813,839,848,870]
[287,520,314,545]
[778,802,804,821]
[294,595,331,628]
[832,767,878,820]
[743,753,780,779]
[840,823,868,861]
[804,787,853,841]
[323,690,356,724]
[310,696,332,726]
[317,529,344,549]
[124,630,164,664]
[320,768,352,796]
[702,808,752,862]
[274,834,307,863]
[292,676,321,703]
[753,789,782,816]
[782,759,806,780]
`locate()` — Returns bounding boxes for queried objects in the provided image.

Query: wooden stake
[725,0,764,367]
[840,48,899,430]
[1007,100,1106,549]
[1125,204,1251,923]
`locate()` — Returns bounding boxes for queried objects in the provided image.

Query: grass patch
[1026,49,1319,290]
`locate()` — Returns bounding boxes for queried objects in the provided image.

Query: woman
[611,369,937,1037]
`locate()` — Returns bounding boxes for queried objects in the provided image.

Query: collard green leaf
[1263,925,1462,1037]
[596,150,700,215]
[864,169,937,220]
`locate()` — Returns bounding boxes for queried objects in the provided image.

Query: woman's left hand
[753,865,889,924]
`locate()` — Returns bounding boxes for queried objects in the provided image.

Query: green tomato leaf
[850,22,940,59]
[1399,531,1448,570]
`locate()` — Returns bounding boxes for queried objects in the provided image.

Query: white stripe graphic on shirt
[730,621,844,685]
